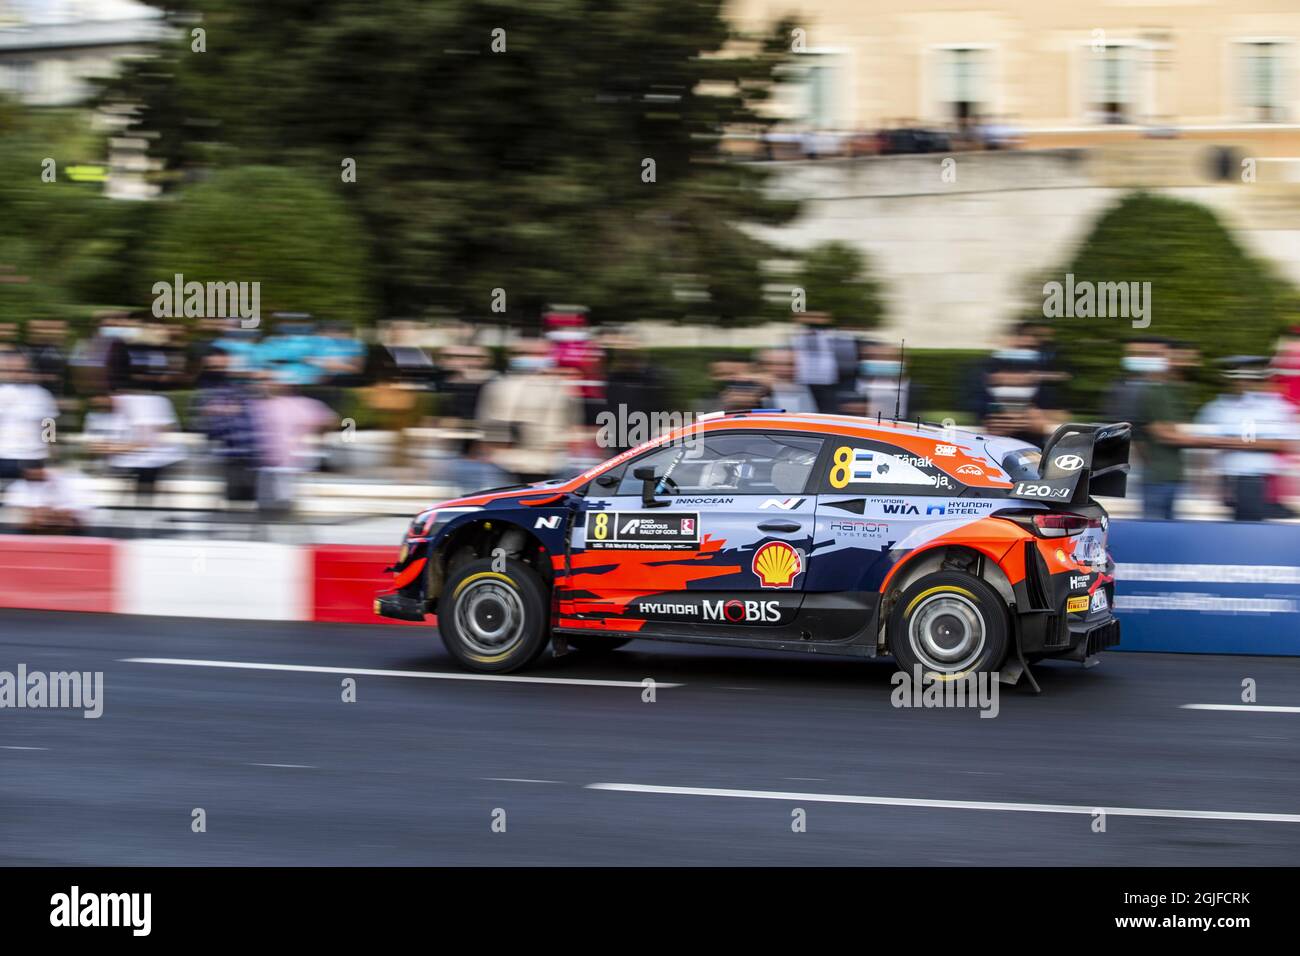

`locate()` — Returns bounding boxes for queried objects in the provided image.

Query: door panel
[557,433,822,637]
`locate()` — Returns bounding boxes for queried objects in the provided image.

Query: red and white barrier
[0,535,413,626]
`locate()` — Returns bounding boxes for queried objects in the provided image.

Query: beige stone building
[730,0,1300,155]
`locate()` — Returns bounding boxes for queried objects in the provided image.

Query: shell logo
[752,541,803,589]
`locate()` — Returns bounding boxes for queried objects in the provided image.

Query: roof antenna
[892,339,906,423]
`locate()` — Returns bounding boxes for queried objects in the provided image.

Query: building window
[777,50,847,130]
[939,47,990,126]
[1237,41,1289,123]
[1087,44,1139,124]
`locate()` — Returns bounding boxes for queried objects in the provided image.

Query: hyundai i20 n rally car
[377,411,1130,684]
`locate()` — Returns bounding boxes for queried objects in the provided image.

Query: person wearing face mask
[759,349,817,413]
[851,341,920,419]
[1124,339,1192,520]
[474,338,580,483]
[976,328,1066,446]
[1104,337,1167,424]
[1194,359,1300,522]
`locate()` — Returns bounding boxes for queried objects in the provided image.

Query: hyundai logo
[1053,454,1084,472]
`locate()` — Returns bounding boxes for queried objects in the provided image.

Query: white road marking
[587,783,1300,824]
[1182,704,1300,714]
[122,657,680,689]
[250,763,315,769]
[1,746,48,751]
[484,777,562,784]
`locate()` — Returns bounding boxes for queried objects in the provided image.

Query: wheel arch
[427,517,555,609]
[878,544,1017,648]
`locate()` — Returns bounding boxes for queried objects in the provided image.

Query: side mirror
[633,466,669,508]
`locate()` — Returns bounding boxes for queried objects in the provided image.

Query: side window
[613,434,823,497]
[821,439,961,496]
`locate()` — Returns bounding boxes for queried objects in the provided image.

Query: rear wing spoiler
[1010,422,1131,505]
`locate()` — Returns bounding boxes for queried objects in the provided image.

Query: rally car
[377,410,1130,686]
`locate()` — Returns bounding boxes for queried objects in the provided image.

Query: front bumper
[374,592,427,622]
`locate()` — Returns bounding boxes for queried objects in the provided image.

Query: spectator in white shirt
[0,349,59,486]
[84,389,184,506]
[1195,363,1300,521]
[4,460,95,534]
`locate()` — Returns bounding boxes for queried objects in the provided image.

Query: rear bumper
[1035,615,1121,662]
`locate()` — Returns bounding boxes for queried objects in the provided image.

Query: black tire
[438,558,550,673]
[887,571,1009,678]
[567,636,633,654]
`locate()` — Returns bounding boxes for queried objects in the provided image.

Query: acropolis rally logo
[752,541,803,588]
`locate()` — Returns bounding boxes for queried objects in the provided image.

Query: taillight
[1032,513,1089,537]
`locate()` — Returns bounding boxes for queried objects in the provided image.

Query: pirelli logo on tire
[585,511,700,550]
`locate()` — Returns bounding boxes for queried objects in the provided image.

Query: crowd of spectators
[0,309,1297,534]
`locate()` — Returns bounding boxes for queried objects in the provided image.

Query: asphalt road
[1,609,1298,865]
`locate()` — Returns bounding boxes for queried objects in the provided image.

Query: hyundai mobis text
[378,411,1130,687]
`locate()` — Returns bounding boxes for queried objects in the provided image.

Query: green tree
[1031,192,1297,414]
[97,0,799,326]
[796,241,887,328]
[0,102,115,327]
[145,166,373,323]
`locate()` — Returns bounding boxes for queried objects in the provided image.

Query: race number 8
[593,512,610,540]
[829,446,853,489]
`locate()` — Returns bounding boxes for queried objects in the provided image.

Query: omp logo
[1053,454,1084,472]
[760,498,804,510]
[934,444,957,457]
[533,515,562,529]
[703,599,780,623]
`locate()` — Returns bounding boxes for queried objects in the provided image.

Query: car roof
[443,410,1019,508]
[685,410,979,444]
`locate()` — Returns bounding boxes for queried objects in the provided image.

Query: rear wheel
[439,558,550,673]
[887,571,1009,678]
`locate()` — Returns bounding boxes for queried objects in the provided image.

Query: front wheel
[887,571,1009,679]
[439,558,550,673]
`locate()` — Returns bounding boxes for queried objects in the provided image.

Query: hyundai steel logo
[1054,454,1084,472]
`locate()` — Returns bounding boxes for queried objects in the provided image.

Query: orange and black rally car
[377,410,1130,687]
